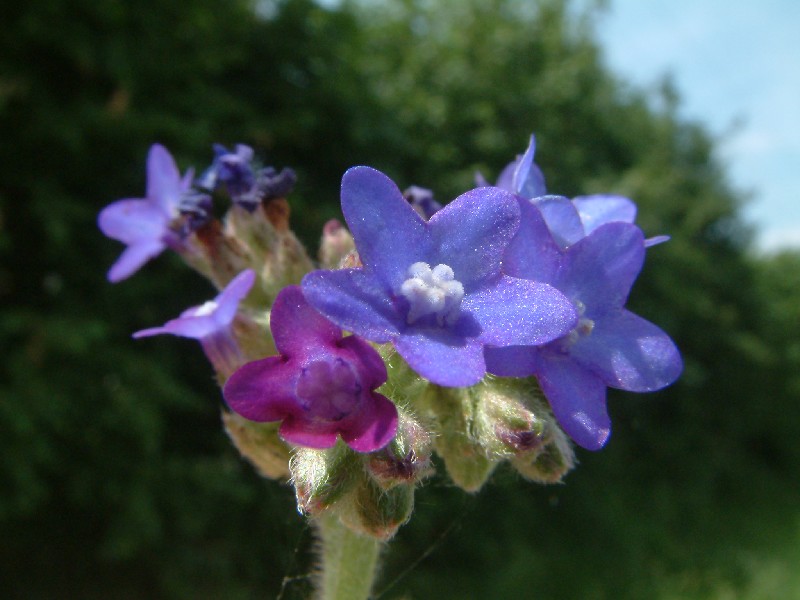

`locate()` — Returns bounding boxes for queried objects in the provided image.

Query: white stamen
[192,300,219,317]
[400,262,465,326]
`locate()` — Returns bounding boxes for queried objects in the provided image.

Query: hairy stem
[314,513,381,600]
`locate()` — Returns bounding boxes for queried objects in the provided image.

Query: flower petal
[340,392,399,452]
[337,335,388,389]
[503,198,562,283]
[393,328,485,387]
[98,199,168,244]
[279,418,339,449]
[107,239,166,282]
[461,275,576,346]
[302,268,403,343]
[534,195,584,248]
[572,194,636,234]
[428,186,520,289]
[535,356,611,451]
[133,314,218,339]
[341,166,432,290]
[270,284,342,357]
[146,144,182,213]
[484,345,538,378]
[223,356,300,422]
[571,309,683,392]
[212,269,256,326]
[511,134,547,198]
[555,222,645,315]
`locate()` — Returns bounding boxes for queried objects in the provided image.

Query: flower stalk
[314,512,382,600]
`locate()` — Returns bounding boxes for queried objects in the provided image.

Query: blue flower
[301,166,577,387]
[477,134,547,200]
[485,201,682,450]
[486,135,668,248]
[98,144,190,282]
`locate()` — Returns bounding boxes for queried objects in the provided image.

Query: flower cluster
[100,135,681,538]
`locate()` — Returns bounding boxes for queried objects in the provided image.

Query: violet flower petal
[212,269,256,326]
[555,222,645,316]
[301,268,404,343]
[98,200,169,243]
[461,275,576,346]
[428,186,520,289]
[338,335,388,390]
[572,194,637,234]
[279,418,339,449]
[270,284,342,357]
[393,329,485,387]
[570,309,683,392]
[511,134,547,199]
[503,198,562,283]
[146,144,183,213]
[341,166,432,290]
[223,356,301,421]
[644,235,670,247]
[107,240,167,283]
[340,392,400,452]
[535,356,611,450]
[133,314,218,339]
[483,344,538,378]
[535,195,585,248]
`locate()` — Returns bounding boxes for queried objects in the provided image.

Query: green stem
[315,513,381,600]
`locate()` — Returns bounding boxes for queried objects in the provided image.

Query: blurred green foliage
[1,0,798,598]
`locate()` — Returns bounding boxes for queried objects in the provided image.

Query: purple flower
[197,143,297,211]
[485,201,682,450]
[482,135,667,248]
[476,134,547,199]
[403,185,442,219]
[134,269,256,378]
[301,166,577,387]
[223,285,398,452]
[98,144,189,282]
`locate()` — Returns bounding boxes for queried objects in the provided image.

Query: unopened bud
[511,419,575,484]
[319,219,356,270]
[473,378,551,458]
[224,203,314,304]
[290,443,360,515]
[338,475,415,540]
[422,385,498,492]
[366,410,433,490]
[223,411,291,480]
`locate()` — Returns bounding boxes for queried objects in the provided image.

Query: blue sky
[594,0,800,251]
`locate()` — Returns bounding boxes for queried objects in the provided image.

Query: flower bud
[422,385,498,493]
[338,474,415,540]
[290,443,361,516]
[365,409,433,490]
[223,411,291,479]
[225,203,314,304]
[511,420,575,484]
[319,219,356,270]
[472,378,551,458]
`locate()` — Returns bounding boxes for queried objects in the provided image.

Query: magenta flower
[486,201,682,450]
[134,269,256,378]
[223,285,398,452]
[301,166,577,387]
[98,144,189,282]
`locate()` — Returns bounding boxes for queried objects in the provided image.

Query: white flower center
[192,300,219,317]
[399,262,464,326]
